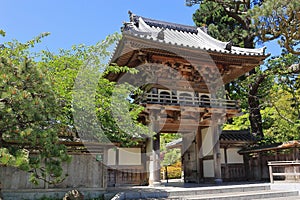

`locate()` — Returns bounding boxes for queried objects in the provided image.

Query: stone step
[253,197,300,200]
[106,183,299,200]
[179,190,299,200]
[167,184,271,198]
[107,183,284,199]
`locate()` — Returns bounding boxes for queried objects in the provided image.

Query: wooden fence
[268,161,300,183]
[243,147,300,181]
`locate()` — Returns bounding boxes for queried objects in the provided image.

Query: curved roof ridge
[196,27,228,50]
[130,12,198,34]
[232,46,266,55]
[123,11,267,56]
[138,17,159,33]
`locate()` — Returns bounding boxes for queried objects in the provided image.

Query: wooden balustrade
[107,166,144,186]
[137,92,239,109]
[221,163,246,181]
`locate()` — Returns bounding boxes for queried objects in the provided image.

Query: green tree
[192,0,300,141]
[264,88,299,142]
[261,54,300,141]
[0,34,70,185]
[0,32,151,188]
[39,34,150,146]
[251,0,300,55]
[160,134,181,167]
[251,1,299,142]
[193,0,268,138]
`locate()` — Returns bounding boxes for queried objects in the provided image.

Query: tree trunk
[244,30,265,139]
[248,74,266,139]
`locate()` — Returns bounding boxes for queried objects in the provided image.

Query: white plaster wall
[201,128,213,157]
[107,148,116,165]
[119,148,141,165]
[227,148,244,163]
[203,160,214,177]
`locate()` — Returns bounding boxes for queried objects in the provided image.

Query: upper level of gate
[135,89,239,110]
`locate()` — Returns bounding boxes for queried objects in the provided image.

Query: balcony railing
[136,93,239,110]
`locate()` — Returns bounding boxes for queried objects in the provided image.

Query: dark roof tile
[220,130,257,142]
[131,14,198,34]
[166,130,257,149]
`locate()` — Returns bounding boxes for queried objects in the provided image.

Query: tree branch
[212,0,249,30]
[270,101,296,124]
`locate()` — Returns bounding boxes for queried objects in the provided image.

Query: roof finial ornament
[225,41,233,51]
[128,10,135,22]
[157,28,165,40]
[262,46,267,55]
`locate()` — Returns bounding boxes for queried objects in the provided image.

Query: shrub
[161,161,182,179]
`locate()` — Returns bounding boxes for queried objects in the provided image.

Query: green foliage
[160,134,181,167]
[263,89,299,141]
[161,149,181,167]
[40,33,151,146]
[0,30,5,37]
[0,36,70,185]
[258,54,300,142]
[223,111,250,130]
[193,0,255,47]
[194,0,299,140]
[0,31,150,186]
[251,0,300,54]
[161,133,181,145]
[161,161,182,179]
[193,0,267,138]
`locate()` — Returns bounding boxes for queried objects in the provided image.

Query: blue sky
[1,1,197,52]
[1,0,280,56]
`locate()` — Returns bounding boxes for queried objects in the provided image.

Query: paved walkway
[107,179,300,194]
[271,182,300,193]
[107,179,269,193]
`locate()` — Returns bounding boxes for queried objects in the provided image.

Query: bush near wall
[161,161,182,179]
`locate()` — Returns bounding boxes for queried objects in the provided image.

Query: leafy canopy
[0,34,70,185]
[40,33,151,146]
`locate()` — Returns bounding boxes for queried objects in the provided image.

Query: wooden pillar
[243,153,250,180]
[212,124,222,184]
[181,144,184,182]
[275,150,278,161]
[103,148,108,188]
[224,147,229,180]
[0,181,3,200]
[293,147,299,161]
[196,127,203,183]
[257,152,262,181]
[115,148,120,186]
[141,143,147,185]
[149,110,161,186]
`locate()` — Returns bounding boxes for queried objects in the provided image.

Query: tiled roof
[220,130,257,142]
[131,13,199,34]
[239,140,300,154]
[166,130,256,149]
[166,138,182,149]
[122,12,266,56]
